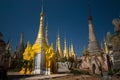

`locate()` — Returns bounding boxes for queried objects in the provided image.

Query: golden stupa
[20,2,57,74]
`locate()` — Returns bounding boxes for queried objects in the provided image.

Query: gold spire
[35,6,44,44]
[56,32,63,58]
[70,43,74,55]
[33,0,48,53]
[104,39,108,54]
[69,46,71,57]
[35,0,44,43]
[63,38,69,59]
[70,43,76,60]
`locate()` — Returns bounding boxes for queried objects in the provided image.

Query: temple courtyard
[7,72,120,80]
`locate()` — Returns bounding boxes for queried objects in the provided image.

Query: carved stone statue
[112,18,120,32]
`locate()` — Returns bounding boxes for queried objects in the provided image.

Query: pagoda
[32,1,48,74]
[87,11,101,55]
[20,1,57,75]
[56,33,63,59]
[63,38,69,59]
[80,0,108,75]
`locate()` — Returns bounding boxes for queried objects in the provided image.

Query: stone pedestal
[57,62,70,73]
[34,53,46,74]
[45,68,50,75]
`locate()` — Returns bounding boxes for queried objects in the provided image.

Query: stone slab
[25,74,70,80]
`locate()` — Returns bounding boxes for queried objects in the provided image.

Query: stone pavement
[24,74,70,80]
[8,72,120,80]
[7,72,35,80]
[7,72,70,80]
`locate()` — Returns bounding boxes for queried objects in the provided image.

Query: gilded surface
[20,3,56,74]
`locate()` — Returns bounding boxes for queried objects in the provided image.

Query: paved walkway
[24,74,70,80]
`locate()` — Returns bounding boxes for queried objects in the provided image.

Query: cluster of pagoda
[0,1,120,76]
[0,2,77,75]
